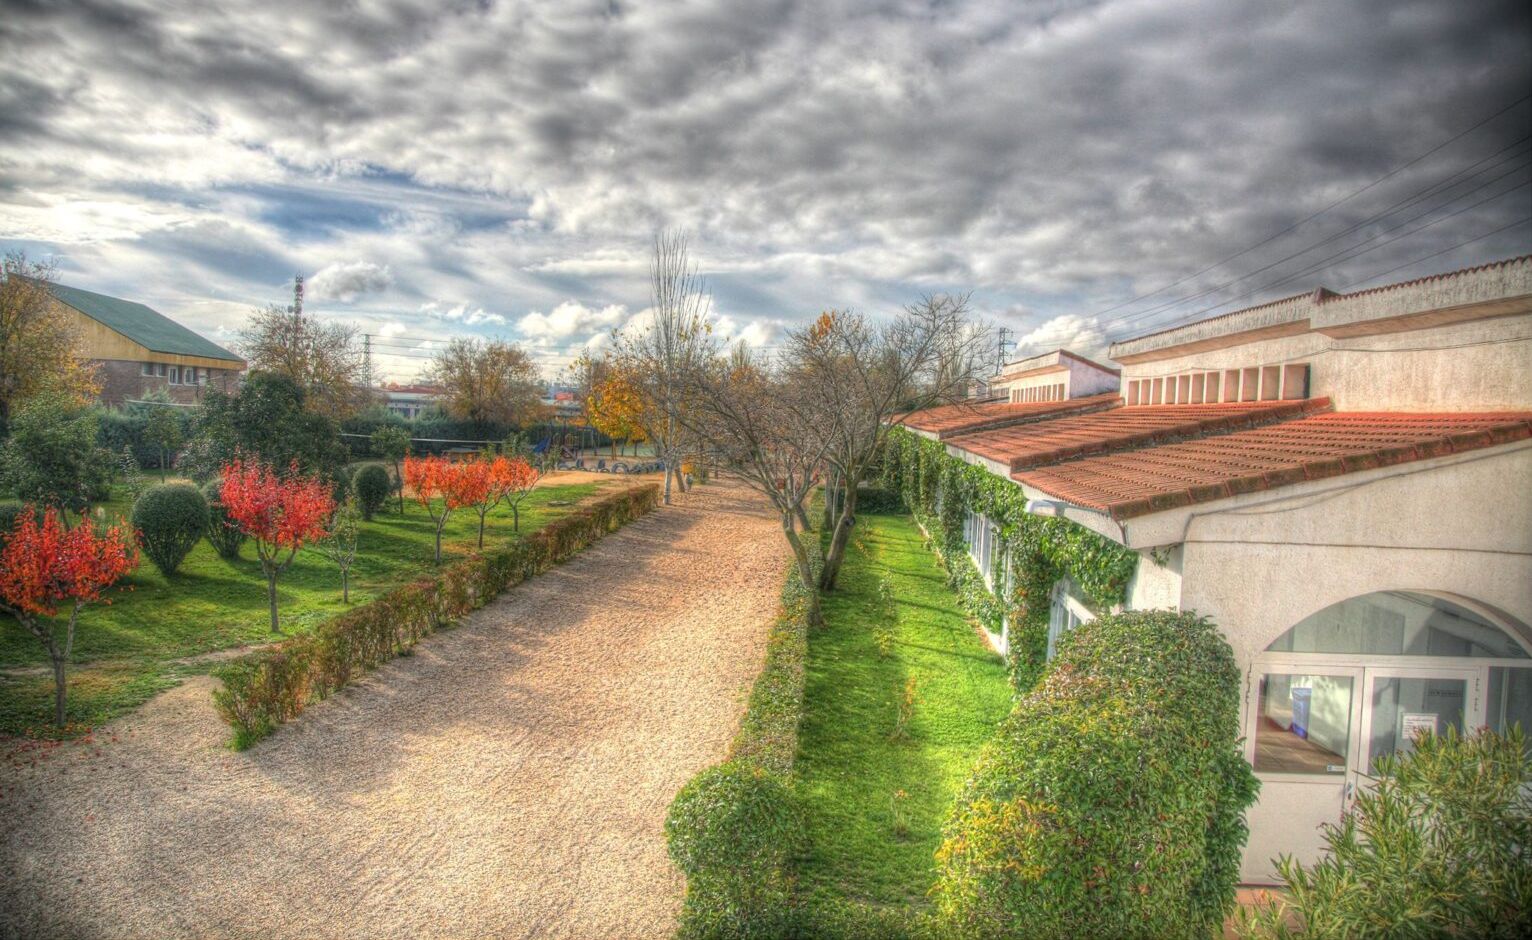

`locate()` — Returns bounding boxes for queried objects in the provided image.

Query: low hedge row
[665,538,822,939]
[932,609,1259,939]
[213,483,660,749]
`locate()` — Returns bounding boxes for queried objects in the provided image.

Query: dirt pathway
[0,481,787,940]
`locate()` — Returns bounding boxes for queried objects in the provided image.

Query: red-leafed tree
[220,458,334,634]
[0,507,137,726]
[404,454,490,563]
[464,456,506,549]
[496,455,541,532]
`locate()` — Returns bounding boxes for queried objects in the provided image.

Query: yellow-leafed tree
[587,370,648,456]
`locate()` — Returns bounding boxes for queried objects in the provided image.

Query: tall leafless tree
[614,230,717,504]
[678,347,834,625]
[239,277,372,420]
[789,294,990,590]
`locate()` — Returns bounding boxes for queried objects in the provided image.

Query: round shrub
[131,484,209,576]
[202,479,246,560]
[933,609,1258,940]
[353,464,391,521]
[666,760,802,938]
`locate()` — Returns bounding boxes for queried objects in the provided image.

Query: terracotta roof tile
[1014,412,1532,519]
[896,393,1119,438]
[949,399,1330,471]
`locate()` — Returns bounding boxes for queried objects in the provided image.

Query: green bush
[202,479,246,560]
[666,761,801,939]
[665,539,822,937]
[1238,726,1531,940]
[131,484,210,576]
[213,483,661,748]
[933,609,1258,939]
[353,464,391,521]
[853,485,903,514]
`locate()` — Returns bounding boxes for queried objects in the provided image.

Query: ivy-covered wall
[882,426,1140,691]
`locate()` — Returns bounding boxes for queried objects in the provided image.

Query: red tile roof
[1014,411,1532,519]
[896,393,1119,438]
[950,399,1329,471]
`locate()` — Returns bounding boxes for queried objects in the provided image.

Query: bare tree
[614,230,717,504]
[427,337,549,432]
[239,277,371,420]
[678,348,833,625]
[789,294,990,590]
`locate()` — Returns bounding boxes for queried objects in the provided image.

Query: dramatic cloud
[308,260,393,303]
[1,0,1528,379]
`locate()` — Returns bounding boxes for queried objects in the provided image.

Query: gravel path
[0,481,787,940]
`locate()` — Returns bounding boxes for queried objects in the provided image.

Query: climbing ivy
[883,426,1141,691]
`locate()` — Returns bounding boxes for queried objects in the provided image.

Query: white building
[988,347,1120,404]
[897,255,1532,883]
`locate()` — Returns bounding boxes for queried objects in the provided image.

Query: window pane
[1368,676,1466,767]
[1488,668,1532,750]
[1255,674,1353,775]
[1267,592,1527,659]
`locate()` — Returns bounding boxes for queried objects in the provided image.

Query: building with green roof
[41,279,246,406]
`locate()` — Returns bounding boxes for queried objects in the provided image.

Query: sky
[2,0,1530,383]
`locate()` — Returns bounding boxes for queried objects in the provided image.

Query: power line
[1090,94,1532,324]
[1112,182,1532,337]
[1107,171,1532,338]
[1334,215,1532,292]
[1098,137,1532,332]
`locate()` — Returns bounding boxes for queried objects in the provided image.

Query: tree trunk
[159,448,168,481]
[477,513,486,548]
[794,502,812,532]
[820,481,859,591]
[395,461,405,514]
[434,516,446,563]
[342,569,350,604]
[51,651,68,727]
[822,471,837,531]
[780,514,824,628]
[266,568,282,633]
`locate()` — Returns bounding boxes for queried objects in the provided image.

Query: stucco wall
[1172,441,1532,670]
[1117,312,1532,411]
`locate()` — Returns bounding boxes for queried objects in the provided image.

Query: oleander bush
[213,483,659,748]
[666,540,821,938]
[353,463,391,520]
[131,483,210,576]
[1237,725,1531,940]
[933,609,1258,940]
[201,478,247,559]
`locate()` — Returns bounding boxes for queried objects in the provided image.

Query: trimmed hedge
[213,483,660,748]
[131,483,209,576]
[932,609,1258,939]
[665,538,822,938]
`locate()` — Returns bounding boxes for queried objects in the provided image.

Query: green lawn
[794,511,1013,911]
[0,478,606,736]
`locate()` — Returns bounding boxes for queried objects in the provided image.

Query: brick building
[44,280,245,405]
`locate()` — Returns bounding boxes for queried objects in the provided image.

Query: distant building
[987,348,1120,404]
[376,384,441,420]
[40,279,245,406]
[543,382,583,421]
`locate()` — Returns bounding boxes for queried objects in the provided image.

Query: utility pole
[363,333,374,389]
[996,326,1013,373]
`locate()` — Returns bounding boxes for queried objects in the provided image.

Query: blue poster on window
[1291,687,1312,740]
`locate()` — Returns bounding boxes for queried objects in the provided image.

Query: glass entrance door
[1352,666,1484,810]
